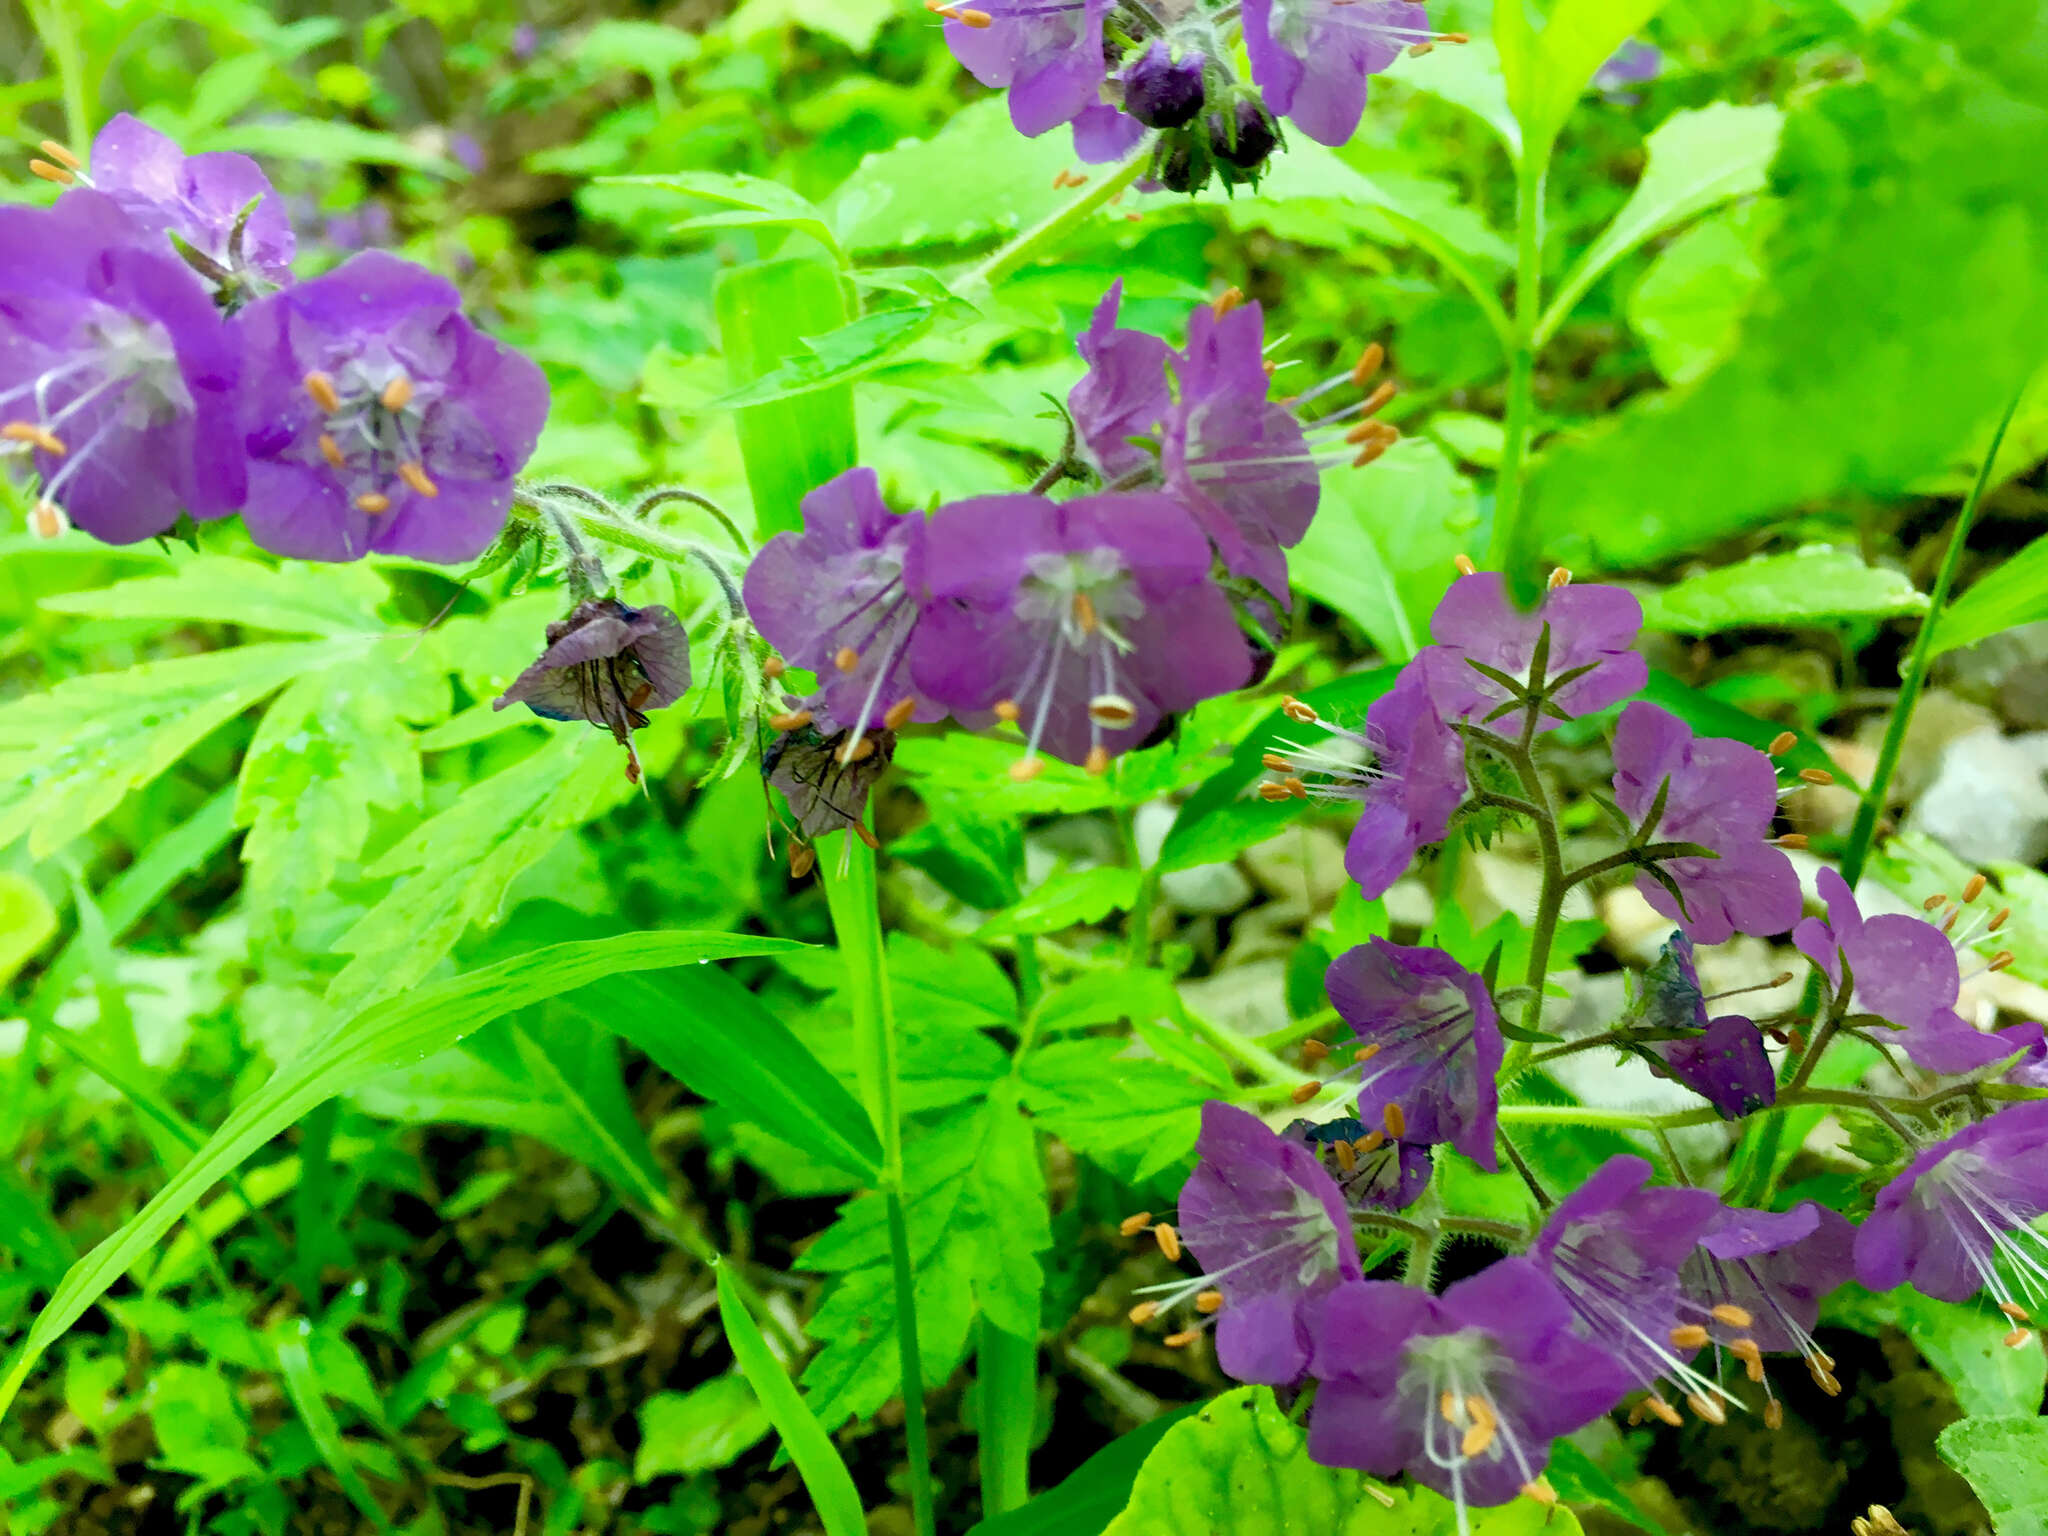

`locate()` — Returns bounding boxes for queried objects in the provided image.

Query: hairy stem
[1498,738,1566,1079]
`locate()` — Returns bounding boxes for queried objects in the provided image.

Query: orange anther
[1710,1303,1754,1328]
[1381,1102,1406,1139]
[1119,1211,1153,1237]
[1798,768,1835,787]
[1767,731,1797,757]
[1128,1300,1159,1324]
[317,433,346,469]
[38,140,81,169]
[1009,756,1047,783]
[1195,1290,1224,1314]
[1351,342,1384,386]
[1668,1324,1709,1349]
[355,492,391,514]
[1291,1081,1321,1104]
[1,421,65,455]
[304,371,341,412]
[380,374,414,411]
[28,159,74,185]
[1300,1039,1330,1063]
[763,656,787,680]
[837,736,877,765]
[1212,286,1245,317]
[884,697,917,731]
[1548,566,1572,590]
[29,499,67,539]
[1162,1328,1202,1348]
[1453,554,1477,576]
[768,709,813,731]
[1963,873,1988,903]
[833,645,860,673]
[397,461,439,497]
[1084,744,1110,777]
[994,698,1021,723]
[1153,1223,1181,1262]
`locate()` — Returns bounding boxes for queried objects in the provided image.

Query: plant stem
[959,152,1150,298]
[976,1319,1037,1519]
[1485,150,1547,573]
[1182,1008,1305,1090]
[1840,385,2024,887]
[1498,739,1565,1079]
[819,834,935,1536]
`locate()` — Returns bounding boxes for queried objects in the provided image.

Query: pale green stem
[958,152,1150,300]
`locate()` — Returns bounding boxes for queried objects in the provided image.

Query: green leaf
[563,965,883,1181]
[1626,206,1770,385]
[978,867,1142,939]
[0,639,347,858]
[1018,1038,1208,1171]
[38,555,390,635]
[1931,528,2048,657]
[0,871,56,990]
[1291,440,1486,662]
[715,1263,867,1536]
[0,930,806,1418]
[1503,0,1674,164]
[1938,1415,2048,1534]
[1540,1442,1660,1535]
[710,306,937,410]
[727,0,897,50]
[1640,546,1927,633]
[635,1375,772,1479]
[1827,1286,2048,1419]
[1100,1385,1584,1535]
[715,255,860,537]
[602,170,840,258]
[965,1407,1204,1536]
[1388,36,1520,156]
[197,118,463,177]
[1544,103,1783,341]
[272,1327,395,1536]
[327,731,636,1014]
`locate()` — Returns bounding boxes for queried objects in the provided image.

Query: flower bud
[1208,99,1279,179]
[1124,42,1206,130]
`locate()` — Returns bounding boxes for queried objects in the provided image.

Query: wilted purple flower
[944,0,1111,138]
[494,598,690,780]
[0,191,244,544]
[1532,1155,1725,1418]
[1067,282,1174,484]
[1681,1201,1853,1400]
[1324,940,1501,1168]
[1612,703,1801,944]
[743,467,942,737]
[909,491,1251,774]
[1593,39,1662,93]
[87,113,294,290]
[1794,868,2014,1075]
[763,717,895,854]
[1123,41,1208,129]
[1284,1113,1432,1213]
[235,251,547,563]
[1309,1259,1634,1509]
[1241,0,1430,146]
[1632,933,1776,1119]
[1855,1102,2048,1327]
[1149,1102,1363,1384]
[1421,572,1648,736]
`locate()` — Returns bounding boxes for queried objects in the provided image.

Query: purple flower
[763,719,895,852]
[1633,934,1776,1119]
[1242,0,1428,147]
[1532,1156,1724,1413]
[1593,40,1662,93]
[1611,704,1801,944]
[1309,1259,1634,1509]
[1855,1102,2048,1321]
[1284,1114,1433,1212]
[1421,572,1648,736]
[1324,940,1501,1168]
[1123,42,1208,129]
[235,251,548,563]
[1071,103,1147,164]
[742,468,942,735]
[1160,299,1320,596]
[944,0,1110,138]
[1067,281,1174,484]
[908,491,1251,773]
[87,114,294,290]
[1162,1102,1363,1384]
[0,191,244,544]
[493,598,690,780]
[1682,1201,1853,1396]
[1794,868,2013,1075]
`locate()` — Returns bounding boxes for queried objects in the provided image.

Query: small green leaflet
[1639,546,1925,633]
[1938,1415,2048,1535]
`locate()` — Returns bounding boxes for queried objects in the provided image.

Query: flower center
[297,354,440,514]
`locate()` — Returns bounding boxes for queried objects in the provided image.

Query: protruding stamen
[1120,1211,1153,1237]
[1686,1392,1727,1425]
[1439,1390,1463,1424]
[1291,1081,1321,1105]
[764,656,788,681]
[355,492,391,514]
[1798,768,1835,787]
[1088,693,1137,729]
[837,736,878,765]
[1128,1300,1160,1324]
[1281,696,1318,724]
[1730,1337,1765,1381]
[1669,1324,1709,1350]
[1775,833,1809,850]
[1643,1394,1683,1427]
[994,698,1021,723]
[28,159,74,185]
[1999,1301,2032,1322]
[304,371,341,412]
[1333,1139,1357,1172]
[1301,1039,1330,1063]
[1351,343,1384,386]
[29,499,67,539]
[1548,567,1572,590]
[1460,1395,1497,1456]
[1153,1223,1181,1262]
[789,842,817,879]
[37,139,80,169]
[1766,731,1797,757]
[1354,1129,1384,1155]
[1258,782,1294,801]
[831,645,859,673]
[1355,1044,1380,1063]
[1262,752,1293,771]
[1991,906,2012,932]
[1084,744,1110,777]
[1009,756,1047,783]
[1162,1328,1202,1348]
[1991,951,2017,972]
[769,709,813,731]
[1453,553,1477,576]
[1923,892,1948,912]
[1212,286,1245,317]
[380,374,414,411]
[1764,1399,1784,1429]
[884,696,917,730]
[1196,1290,1224,1314]
[398,461,439,497]
[1963,873,1988,903]
[1710,1303,1754,1328]
[317,433,346,469]
[2007,1328,2036,1349]
[1381,1103,1405,1139]
[1,421,66,455]
[1521,1477,1558,1507]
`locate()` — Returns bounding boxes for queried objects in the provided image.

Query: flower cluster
[934,0,1464,190]
[741,286,1401,802]
[5,118,545,560]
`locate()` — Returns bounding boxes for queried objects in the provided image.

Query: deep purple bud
[88,113,295,289]
[1124,42,1207,129]
[1207,98,1280,172]
[234,251,548,563]
[0,191,245,544]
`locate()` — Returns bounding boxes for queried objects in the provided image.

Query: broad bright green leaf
[711,306,937,409]
[0,639,349,859]
[635,1376,772,1479]
[327,731,635,1014]
[0,871,57,990]
[727,0,897,54]
[1640,546,1926,633]
[1100,1386,1584,1536]
[1626,206,1769,385]
[1939,1415,2048,1535]
[39,555,390,635]
[977,866,1141,939]
[965,1407,1204,1536]
[1544,103,1783,342]
[1388,36,1520,156]
[602,170,840,258]
[1501,0,1673,163]
[1018,1038,1208,1171]
[1827,1286,2047,1420]
[0,930,807,1419]
[1291,439,1486,662]
[1930,528,2048,657]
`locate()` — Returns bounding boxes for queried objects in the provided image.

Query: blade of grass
[274,1327,396,1535]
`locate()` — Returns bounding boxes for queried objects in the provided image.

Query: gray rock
[1906,726,2048,866]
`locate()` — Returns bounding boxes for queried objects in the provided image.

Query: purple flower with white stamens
[1794,868,2014,1075]
[1421,572,1648,737]
[1532,1155,1726,1418]
[1067,281,1174,484]
[1241,0,1430,147]
[1284,1113,1433,1213]
[1855,1102,2048,1324]
[0,191,244,544]
[1681,1201,1853,1398]
[234,251,547,564]
[1309,1259,1634,1510]
[1632,934,1776,1119]
[743,467,943,735]
[86,114,295,290]
[1324,940,1501,1168]
[493,599,690,781]
[1611,704,1801,944]
[908,491,1251,774]
[1158,1102,1364,1384]
[944,0,1112,138]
